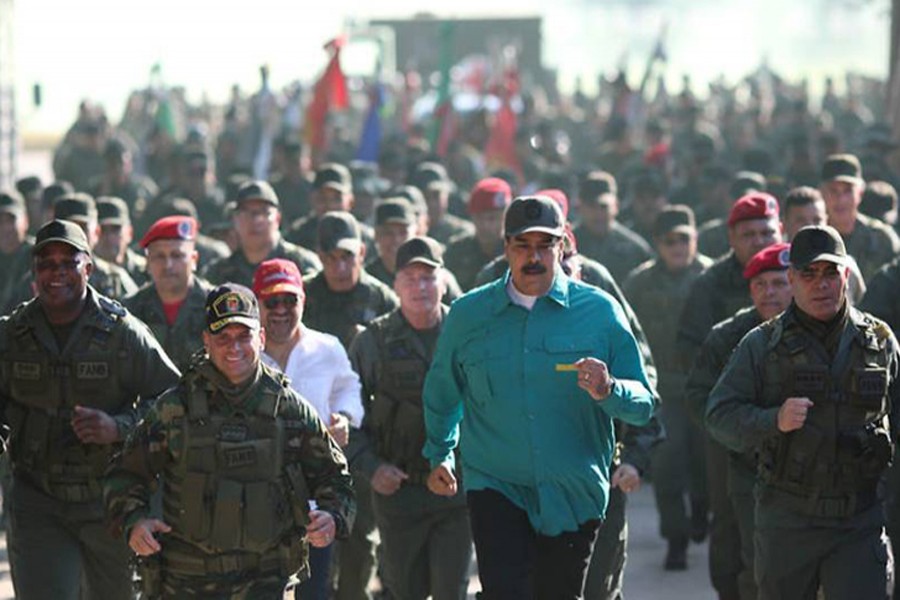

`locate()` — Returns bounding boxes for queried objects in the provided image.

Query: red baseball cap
[252,258,304,299]
[468,178,512,215]
[535,188,569,220]
[743,242,791,280]
[728,192,780,227]
[139,216,197,248]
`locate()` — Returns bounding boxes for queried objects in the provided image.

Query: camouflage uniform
[427,214,474,246]
[443,234,502,292]
[707,304,899,599]
[843,214,900,282]
[104,358,355,599]
[202,238,321,288]
[571,222,654,284]
[676,250,752,599]
[861,257,900,333]
[302,270,399,351]
[623,255,713,560]
[346,306,472,600]
[122,248,149,288]
[684,306,762,600]
[123,277,214,372]
[0,286,180,600]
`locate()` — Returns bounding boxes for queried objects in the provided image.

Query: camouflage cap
[206,283,260,333]
[97,196,130,225]
[317,211,362,254]
[54,192,97,223]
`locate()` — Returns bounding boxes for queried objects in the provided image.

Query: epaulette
[872,320,893,343]
[98,296,127,319]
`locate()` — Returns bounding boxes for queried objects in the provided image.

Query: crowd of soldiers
[0,64,899,599]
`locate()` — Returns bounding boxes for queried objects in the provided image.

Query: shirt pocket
[543,334,598,363]
[460,337,511,408]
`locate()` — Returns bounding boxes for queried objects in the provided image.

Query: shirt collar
[490,268,570,314]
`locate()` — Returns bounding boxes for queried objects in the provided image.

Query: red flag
[484,63,522,180]
[304,37,349,153]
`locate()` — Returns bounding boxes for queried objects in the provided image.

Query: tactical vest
[4,300,127,502]
[756,313,893,517]
[161,369,308,577]
[371,325,432,483]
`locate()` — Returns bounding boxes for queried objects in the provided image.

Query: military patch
[76,362,109,379]
[793,366,827,394]
[218,423,249,443]
[224,445,257,468]
[12,362,40,380]
[856,368,887,396]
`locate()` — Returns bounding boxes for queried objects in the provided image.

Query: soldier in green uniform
[286,163,376,255]
[444,177,511,291]
[0,190,33,310]
[707,225,899,599]
[571,170,654,284]
[136,196,230,270]
[410,162,474,245]
[0,219,180,600]
[104,283,355,599]
[820,154,900,281]
[623,206,713,570]
[301,210,397,600]
[95,196,149,287]
[123,216,213,372]
[347,237,472,600]
[676,192,783,599]
[203,180,321,287]
[685,243,794,600]
[87,139,158,224]
[861,256,900,336]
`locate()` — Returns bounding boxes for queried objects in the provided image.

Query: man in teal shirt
[422,195,656,599]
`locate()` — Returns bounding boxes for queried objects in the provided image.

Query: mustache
[521,263,548,275]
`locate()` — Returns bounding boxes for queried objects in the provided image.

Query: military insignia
[766,197,778,212]
[177,220,192,239]
[218,423,249,443]
[12,362,40,380]
[778,248,790,267]
[224,445,257,468]
[76,361,109,379]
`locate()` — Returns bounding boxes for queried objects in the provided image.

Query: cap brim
[319,182,351,194]
[258,282,304,298]
[237,197,278,207]
[426,180,452,191]
[506,226,565,238]
[321,238,363,254]
[33,237,91,255]
[399,257,442,270]
[379,217,415,226]
[825,175,863,185]
[792,252,850,268]
[208,316,260,333]
[666,225,695,235]
[98,217,128,226]
[0,205,23,216]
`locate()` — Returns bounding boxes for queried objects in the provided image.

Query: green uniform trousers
[706,436,742,600]
[335,475,377,600]
[727,459,757,600]
[754,494,890,600]
[7,477,133,600]
[584,486,627,600]
[371,483,472,600]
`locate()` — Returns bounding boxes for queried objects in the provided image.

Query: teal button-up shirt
[423,271,655,535]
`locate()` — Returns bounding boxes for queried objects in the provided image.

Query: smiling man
[706,225,900,599]
[104,282,355,599]
[0,219,180,600]
[423,195,655,599]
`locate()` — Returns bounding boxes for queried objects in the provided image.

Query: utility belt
[15,464,102,503]
[761,484,879,519]
[403,470,430,487]
[145,535,305,580]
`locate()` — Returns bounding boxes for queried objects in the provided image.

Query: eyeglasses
[262,295,300,309]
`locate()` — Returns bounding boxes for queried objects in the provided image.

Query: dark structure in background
[0,0,16,188]
[370,14,553,88]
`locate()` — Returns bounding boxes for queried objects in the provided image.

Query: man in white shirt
[252,257,363,600]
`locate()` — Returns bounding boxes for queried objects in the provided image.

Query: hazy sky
[12,0,891,134]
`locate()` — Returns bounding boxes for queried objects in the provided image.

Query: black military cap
[0,190,26,216]
[206,283,260,333]
[411,162,452,191]
[41,181,75,210]
[317,211,362,254]
[730,170,767,199]
[821,154,863,184]
[396,236,444,271]
[387,185,427,217]
[375,198,416,227]
[54,192,97,223]
[97,196,130,225]
[33,219,92,255]
[653,205,696,238]
[579,171,618,204]
[15,176,42,197]
[504,195,566,238]
[789,225,849,269]
[313,163,352,194]
[235,180,279,208]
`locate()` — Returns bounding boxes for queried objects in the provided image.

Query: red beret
[535,188,569,220]
[468,178,512,215]
[139,216,197,248]
[743,242,791,280]
[728,192,780,227]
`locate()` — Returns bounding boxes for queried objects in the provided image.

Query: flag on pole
[304,37,349,154]
[356,81,385,162]
[428,22,455,155]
